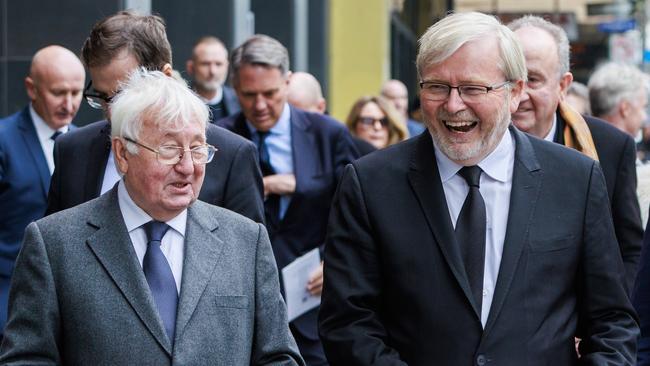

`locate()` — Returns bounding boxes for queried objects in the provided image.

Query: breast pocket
[214,295,250,309]
[529,235,575,253]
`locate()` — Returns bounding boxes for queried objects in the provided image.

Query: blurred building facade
[0,0,644,123]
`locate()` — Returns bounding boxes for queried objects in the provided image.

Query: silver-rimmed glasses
[419,81,511,103]
[124,137,217,165]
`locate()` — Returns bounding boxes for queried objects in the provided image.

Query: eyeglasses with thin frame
[357,116,389,128]
[419,81,511,103]
[83,80,114,110]
[124,137,217,165]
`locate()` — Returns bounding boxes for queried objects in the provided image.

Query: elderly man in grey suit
[0,69,304,365]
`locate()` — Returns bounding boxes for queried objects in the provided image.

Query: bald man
[0,45,85,335]
[288,72,375,157]
[380,79,425,137]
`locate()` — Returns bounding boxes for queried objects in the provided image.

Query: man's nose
[444,88,467,114]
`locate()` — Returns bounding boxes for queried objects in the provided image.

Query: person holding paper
[217,35,359,365]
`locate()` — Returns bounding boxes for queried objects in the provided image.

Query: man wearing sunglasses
[45,11,264,225]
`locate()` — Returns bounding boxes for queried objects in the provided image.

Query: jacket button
[476,354,487,365]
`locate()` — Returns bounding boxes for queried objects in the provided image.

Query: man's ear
[25,76,36,101]
[620,100,631,119]
[186,60,194,76]
[509,79,525,114]
[161,63,173,77]
[558,72,574,100]
[112,137,129,175]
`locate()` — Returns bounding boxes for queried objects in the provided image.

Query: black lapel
[406,133,479,317]
[83,121,112,201]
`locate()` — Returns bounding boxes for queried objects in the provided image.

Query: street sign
[598,19,636,33]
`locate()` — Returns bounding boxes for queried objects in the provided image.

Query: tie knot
[143,221,170,244]
[51,131,63,141]
[258,130,271,141]
[458,165,482,188]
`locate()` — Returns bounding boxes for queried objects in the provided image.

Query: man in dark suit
[508,16,643,292]
[0,45,85,336]
[319,12,638,365]
[217,35,358,365]
[0,68,303,364]
[186,36,241,123]
[46,11,264,224]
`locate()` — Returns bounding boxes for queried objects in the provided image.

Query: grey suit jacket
[0,188,304,365]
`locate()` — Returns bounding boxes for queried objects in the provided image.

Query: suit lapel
[174,203,223,341]
[84,121,112,200]
[18,108,50,197]
[283,107,317,225]
[85,189,172,355]
[484,127,542,335]
[406,133,480,317]
[232,113,252,140]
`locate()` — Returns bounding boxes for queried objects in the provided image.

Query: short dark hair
[191,36,227,60]
[81,11,172,70]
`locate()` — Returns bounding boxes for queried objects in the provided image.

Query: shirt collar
[543,114,557,142]
[200,85,223,105]
[434,126,515,183]
[245,103,291,136]
[117,180,187,236]
[29,103,68,142]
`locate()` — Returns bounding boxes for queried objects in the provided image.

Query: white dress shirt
[117,180,186,293]
[434,129,515,327]
[29,104,69,174]
[101,151,121,194]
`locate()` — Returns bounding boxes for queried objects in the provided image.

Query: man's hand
[263,173,296,197]
[307,261,324,296]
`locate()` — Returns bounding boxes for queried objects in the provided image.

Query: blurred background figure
[345,95,407,149]
[288,72,375,156]
[186,36,240,123]
[0,45,85,339]
[588,62,648,142]
[287,72,327,114]
[566,81,591,116]
[380,79,425,137]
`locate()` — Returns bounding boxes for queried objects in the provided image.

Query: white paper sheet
[281,248,321,322]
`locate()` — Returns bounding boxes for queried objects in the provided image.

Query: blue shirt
[247,103,293,218]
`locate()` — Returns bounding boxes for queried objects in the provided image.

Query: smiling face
[113,115,206,221]
[420,36,522,166]
[512,26,571,138]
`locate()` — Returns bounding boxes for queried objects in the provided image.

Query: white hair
[588,62,647,117]
[110,68,209,153]
[416,12,527,82]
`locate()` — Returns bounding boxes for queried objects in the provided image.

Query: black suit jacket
[555,113,643,291]
[217,106,359,340]
[319,127,638,365]
[46,120,264,223]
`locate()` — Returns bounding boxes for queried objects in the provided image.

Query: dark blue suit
[633,214,650,365]
[217,106,359,365]
[0,107,73,334]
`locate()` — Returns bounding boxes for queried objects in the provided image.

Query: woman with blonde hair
[345,95,408,149]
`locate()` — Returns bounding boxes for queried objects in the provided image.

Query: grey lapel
[174,201,223,341]
[17,108,50,197]
[406,133,480,318]
[85,188,173,355]
[483,126,542,335]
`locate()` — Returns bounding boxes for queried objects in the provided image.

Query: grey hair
[588,62,647,117]
[508,15,570,78]
[110,68,209,154]
[230,34,290,85]
[416,12,527,82]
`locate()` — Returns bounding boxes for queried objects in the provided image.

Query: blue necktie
[50,131,62,141]
[455,166,486,314]
[257,131,280,225]
[142,221,178,344]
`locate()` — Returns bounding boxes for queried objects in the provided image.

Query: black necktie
[50,131,62,141]
[257,131,280,225]
[455,166,486,314]
[142,221,178,344]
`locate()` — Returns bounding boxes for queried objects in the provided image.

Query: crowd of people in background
[2,8,650,366]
